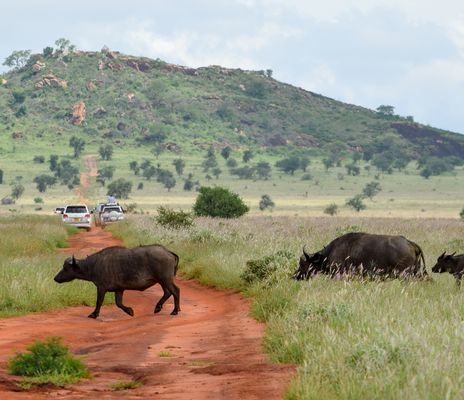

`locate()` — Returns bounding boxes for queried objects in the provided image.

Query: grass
[0,215,99,317]
[111,380,143,390]
[108,214,464,400]
[8,336,90,388]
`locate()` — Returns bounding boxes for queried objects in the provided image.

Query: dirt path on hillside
[0,157,293,399]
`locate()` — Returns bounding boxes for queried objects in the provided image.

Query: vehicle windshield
[66,206,88,213]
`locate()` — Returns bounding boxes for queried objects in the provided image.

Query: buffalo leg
[154,286,171,314]
[115,291,134,316]
[170,282,180,315]
[88,287,106,319]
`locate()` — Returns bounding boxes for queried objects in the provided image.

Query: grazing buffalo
[432,252,464,286]
[293,232,427,280]
[54,244,180,318]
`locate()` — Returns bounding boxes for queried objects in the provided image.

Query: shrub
[259,194,275,211]
[241,251,294,283]
[107,178,133,199]
[193,186,249,218]
[8,337,89,386]
[155,206,194,229]
[460,208,464,220]
[346,194,366,212]
[324,203,338,216]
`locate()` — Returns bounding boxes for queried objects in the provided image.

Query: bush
[8,337,89,386]
[259,194,275,211]
[107,178,133,199]
[155,206,194,229]
[241,251,294,283]
[193,186,249,218]
[324,203,338,216]
[460,208,464,220]
[346,194,366,212]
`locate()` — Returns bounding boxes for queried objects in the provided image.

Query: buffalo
[432,252,464,286]
[293,232,427,280]
[54,244,180,318]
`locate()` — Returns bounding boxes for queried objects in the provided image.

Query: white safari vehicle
[62,204,91,231]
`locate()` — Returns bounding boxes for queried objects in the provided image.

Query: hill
[1,47,464,161]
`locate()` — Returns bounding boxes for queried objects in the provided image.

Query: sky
[1,0,463,134]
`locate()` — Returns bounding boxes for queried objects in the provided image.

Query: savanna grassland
[0,215,100,316]
[109,215,464,399]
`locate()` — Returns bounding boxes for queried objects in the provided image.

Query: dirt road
[0,157,293,399]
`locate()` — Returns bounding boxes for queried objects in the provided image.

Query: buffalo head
[292,246,325,280]
[54,256,81,283]
[432,252,457,273]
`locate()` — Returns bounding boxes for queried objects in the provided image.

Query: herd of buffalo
[54,232,463,320]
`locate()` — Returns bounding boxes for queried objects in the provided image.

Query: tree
[212,167,222,179]
[255,161,271,180]
[346,195,366,212]
[33,175,56,192]
[243,150,253,163]
[221,146,232,160]
[246,79,266,99]
[323,157,335,172]
[324,203,338,216]
[193,186,249,218]
[49,155,59,171]
[55,38,75,53]
[259,194,275,211]
[362,181,382,200]
[129,161,139,175]
[460,208,464,220]
[98,144,113,161]
[300,157,310,172]
[231,166,255,179]
[173,159,186,176]
[0,169,3,184]
[227,159,238,168]
[69,136,85,159]
[3,50,31,70]
[43,46,54,57]
[376,105,395,117]
[107,178,132,199]
[11,183,25,200]
[276,156,300,175]
[98,166,115,181]
[345,163,360,176]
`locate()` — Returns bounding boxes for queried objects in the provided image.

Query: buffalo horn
[303,245,311,262]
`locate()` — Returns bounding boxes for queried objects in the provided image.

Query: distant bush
[8,336,89,386]
[34,197,43,204]
[346,195,366,212]
[241,251,293,283]
[460,208,464,220]
[155,206,194,230]
[259,194,275,211]
[193,186,249,218]
[324,203,338,216]
[33,155,45,164]
[107,178,132,199]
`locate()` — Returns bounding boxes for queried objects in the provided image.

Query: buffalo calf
[54,245,180,318]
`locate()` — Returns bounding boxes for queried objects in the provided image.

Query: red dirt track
[0,156,293,399]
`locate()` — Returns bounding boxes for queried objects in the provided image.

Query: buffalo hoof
[88,312,98,319]
[125,307,134,317]
[154,306,162,314]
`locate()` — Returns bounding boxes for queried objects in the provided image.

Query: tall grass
[0,215,97,317]
[109,214,464,399]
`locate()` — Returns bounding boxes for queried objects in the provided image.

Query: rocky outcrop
[163,63,197,75]
[32,61,45,72]
[126,60,151,72]
[71,102,86,125]
[35,74,68,89]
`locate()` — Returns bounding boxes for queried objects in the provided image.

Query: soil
[0,156,294,399]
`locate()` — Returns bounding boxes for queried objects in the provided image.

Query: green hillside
[1,47,463,159]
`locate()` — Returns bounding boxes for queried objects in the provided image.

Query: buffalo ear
[438,252,446,260]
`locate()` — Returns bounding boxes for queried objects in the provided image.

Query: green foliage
[243,150,254,163]
[33,155,45,164]
[362,181,382,200]
[107,178,133,199]
[276,156,300,175]
[12,89,26,104]
[155,206,194,229]
[221,146,232,159]
[0,169,3,184]
[11,183,24,199]
[345,162,360,176]
[33,174,56,193]
[3,50,31,70]
[346,194,366,212]
[98,144,113,160]
[8,337,89,386]
[111,380,143,390]
[42,46,54,57]
[246,79,267,99]
[376,104,395,117]
[460,208,464,220]
[69,136,85,159]
[324,203,338,216]
[419,157,454,178]
[241,251,293,283]
[193,186,249,218]
[172,158,185,175]
[259,194,275,211]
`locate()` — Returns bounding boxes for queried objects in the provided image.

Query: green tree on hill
[107,178,132,199]
[3,50,31,70]
[33,175,56,193]
[99,145,113,161]
[69,136,85,159]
